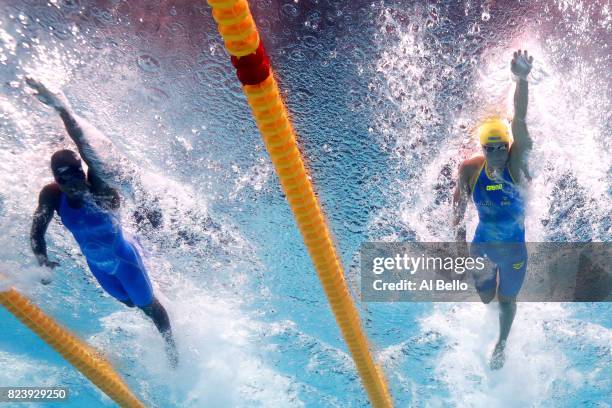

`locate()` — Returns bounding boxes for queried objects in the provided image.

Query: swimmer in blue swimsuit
[453,50,534,370]
[27,79,178,368]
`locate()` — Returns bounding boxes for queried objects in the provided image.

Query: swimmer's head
[51,149,88,197]
[478,118,511,169]
[478,118,511,145]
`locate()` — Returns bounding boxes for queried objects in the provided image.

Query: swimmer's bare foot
[163,333,179,369]
[490,340,506,370]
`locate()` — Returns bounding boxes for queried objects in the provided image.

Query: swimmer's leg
[141,297,178,368]
[474,266,498,304]
[141,296,171,333]
[477,282,497,304]
[490,296,516,370]
[470,242,497,303]
[114,239,179,367]
[498,297,517,345]
[119,299,135,307]
[491,250,527,370]
[88,264,132,304]
[113,239,154,306]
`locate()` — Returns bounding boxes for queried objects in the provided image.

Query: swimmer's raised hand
[511,49,534,80]
[25,77,70,112]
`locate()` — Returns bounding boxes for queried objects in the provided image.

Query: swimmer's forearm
[31,240,47,260]
[58,108,88,152]
[452,187,467,241]
[454,224,466,241]
[511,79,533,154]
[31,217,60,269]
[57,108,119,186]
[55,101,137,199]
[31,237,59,271]
[58,108,102,164]
[513,79,528,121]
[30,226,48,263]
[33,249,49,265]
[453,215,467,241]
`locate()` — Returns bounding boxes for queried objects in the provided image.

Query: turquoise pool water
[0,0,610,406]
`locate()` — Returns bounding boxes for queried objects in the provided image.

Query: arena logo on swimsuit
[486,183,503,191]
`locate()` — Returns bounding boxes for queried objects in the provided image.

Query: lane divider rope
[0,282,146,408]
[206,1,393,406]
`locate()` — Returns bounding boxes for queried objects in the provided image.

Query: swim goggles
[55,165,86,184]
[482,144,509,153]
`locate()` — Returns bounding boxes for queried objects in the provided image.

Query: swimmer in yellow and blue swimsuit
[470,143,527,299]
[453,50,534,370]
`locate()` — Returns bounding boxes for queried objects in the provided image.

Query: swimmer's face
[54,165,88,198]
[482,142,509,169]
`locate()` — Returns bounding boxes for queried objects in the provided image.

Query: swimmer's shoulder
[459,156,485,193]
[38,182,61,213]
[87,168,120,211]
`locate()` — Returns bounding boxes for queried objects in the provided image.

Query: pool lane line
[206,1,394,406]
[0,283,146,408]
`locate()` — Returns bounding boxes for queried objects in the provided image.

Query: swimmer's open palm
[26,77,69,111]
[511,49,534,80]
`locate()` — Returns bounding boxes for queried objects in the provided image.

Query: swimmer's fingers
[25,77,47,101]
[511,49,533,78]
[511,50,522,70]
[523,50,534,65]
[25,77,51,98]
[26,78,53,104]
[25,76,36,88]
[25,76,42,90]
[25,79,69,111]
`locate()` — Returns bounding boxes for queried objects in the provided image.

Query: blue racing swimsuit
[470,162,527,298]
[59,193,153,307]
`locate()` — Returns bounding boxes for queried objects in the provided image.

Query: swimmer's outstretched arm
[26,78,134,197]
[509,50,534,180]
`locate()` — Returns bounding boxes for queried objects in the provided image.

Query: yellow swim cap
[478,118,511,145]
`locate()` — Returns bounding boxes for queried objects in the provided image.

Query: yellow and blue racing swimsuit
[470,162,527,297]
